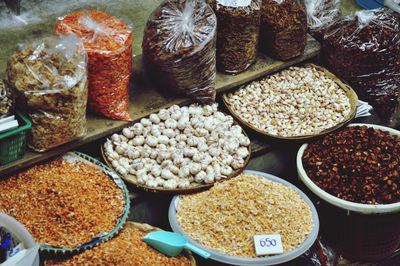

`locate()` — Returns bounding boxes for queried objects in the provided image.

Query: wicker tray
[222,64,358,142]
[101,126,251,194]
[40,151,130,254]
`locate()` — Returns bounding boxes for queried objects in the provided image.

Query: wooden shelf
[0,36,320,176]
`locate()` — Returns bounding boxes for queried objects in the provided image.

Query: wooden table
[0,35,320,177]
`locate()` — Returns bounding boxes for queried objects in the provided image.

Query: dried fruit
[208,0,261,74]
[6,35,88,152]
[260,0,307,61]
[56,10,133,121]
[142,0,217,104]
[303,126,400,204]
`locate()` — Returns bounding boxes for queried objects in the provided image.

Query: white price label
[253,234,283,256]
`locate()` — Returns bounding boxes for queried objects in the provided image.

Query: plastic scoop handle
[184,242,211,259]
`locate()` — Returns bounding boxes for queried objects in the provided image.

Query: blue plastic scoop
[142,231,211,259]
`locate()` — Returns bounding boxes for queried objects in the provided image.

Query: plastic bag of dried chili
[142,0,217,104]
[260,0,307,61]
[6,35,88,152]
[208,0,261,74]
[55,10,133,121]
[322,8,400,125]
[303,0,341,42]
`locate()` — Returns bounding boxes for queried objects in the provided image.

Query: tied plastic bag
[208,0,261,74]
[0,79,14,119]
[6,35,88,152]
[304,0,341,41]
[260,0,307,61]
[142,0,217,104]
[56,10,133,121]
[322,8,400,125]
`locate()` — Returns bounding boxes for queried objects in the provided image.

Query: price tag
[253,234,283,256]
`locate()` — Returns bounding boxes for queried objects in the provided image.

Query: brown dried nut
[260,0,307,61]
[322,9,400,123]
[0,157,124,248]
[6,35,88,152]
[303,126,400,204]
[208,0,261,74]
[0,79,14,118]
[142,0,217,104]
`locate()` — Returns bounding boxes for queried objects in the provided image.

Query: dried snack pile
[0,157,124,248]
[0,79,14,118]
[304,0,341,41]
[260,0,307,60]
[6,35,88,152]
[56,10,133,121]
[142,0,217,104]
[303,126,400,204]
[225,66,352,137]
[208,0,261,74]
[177,173,313,257]
[323,9,400,124]
[45,223,194,266]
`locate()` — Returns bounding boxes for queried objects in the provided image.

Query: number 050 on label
[253,234,284,256]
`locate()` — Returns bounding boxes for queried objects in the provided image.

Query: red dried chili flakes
[56,10,133,121]
[303,126,400,204]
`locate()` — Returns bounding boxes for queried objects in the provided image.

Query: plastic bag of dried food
[56,10,133,121]
[304,0,341,41]
[322,8,400,124]
[208,0,261,74]
[260,0,307,61]
[6,35,88,152]
[0,79,14,118]
[142,0,217,104]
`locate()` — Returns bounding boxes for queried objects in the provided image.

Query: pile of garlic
[104,104,250,189]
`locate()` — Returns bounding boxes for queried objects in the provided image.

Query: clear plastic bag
[260,0,307,61]
[304,0,341,41]
[142,0,217,104]
[6,35,88,152]
[323,8,400,124]
[208,0,261,74]
[56,10,133,121]
[0,79,14,119]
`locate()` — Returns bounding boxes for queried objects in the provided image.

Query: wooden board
[0,35,320,177]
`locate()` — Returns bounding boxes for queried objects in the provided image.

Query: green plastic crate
[0,112,31,165]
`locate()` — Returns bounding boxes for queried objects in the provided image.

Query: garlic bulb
[104,103,250,189]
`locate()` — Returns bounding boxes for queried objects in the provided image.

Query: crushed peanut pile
[0,158,124,248]
[45,222,194,266]
[225,66,352,137]
[176,174,313,257]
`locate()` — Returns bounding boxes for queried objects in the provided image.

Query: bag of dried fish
[208,0,261,74]
[323,8,400,124]
[0,79,14,118]
[142,0,217,104]
[6,35,88,152]
[260,0,307,61]
[304,0,341,41]
[56,10,133,121]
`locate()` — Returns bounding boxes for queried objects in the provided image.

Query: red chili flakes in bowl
[303,126,400,204]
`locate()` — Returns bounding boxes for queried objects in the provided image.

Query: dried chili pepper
[56,10,133,121]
